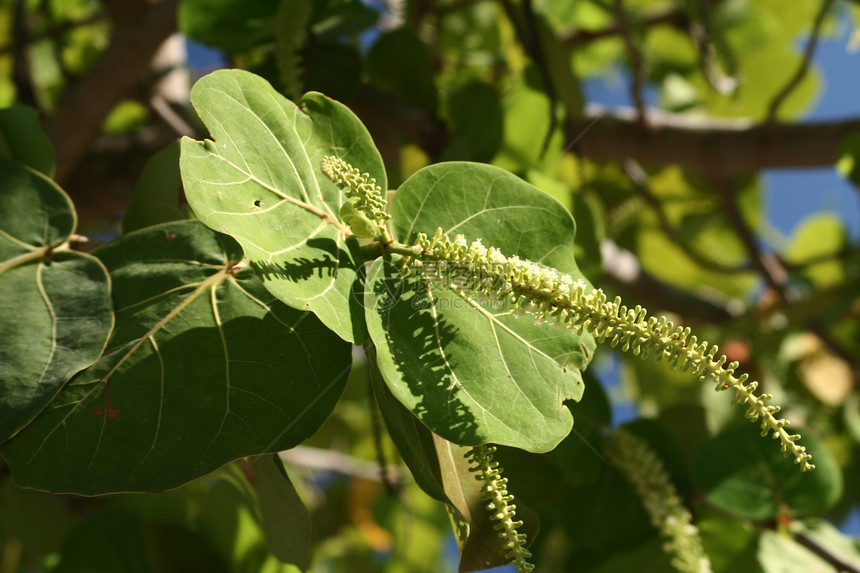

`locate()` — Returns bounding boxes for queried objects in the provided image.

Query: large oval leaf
[0,106,55,176]
[180,69,385,343]
[1,221,351,494]
[693,424,841,520]
[365,162,596,452]
[0,156,112,443]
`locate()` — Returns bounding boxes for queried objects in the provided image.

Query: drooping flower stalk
[605,428,712,573]
[320,157,814,473]
[407,229,814,472]
[321,155,391,240]
[466,445,534,573]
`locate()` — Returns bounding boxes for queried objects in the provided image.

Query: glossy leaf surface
[693,424,841,520]
[0,157,112,443]
[0,106,55,176]
[366,162,595,452]
[2,221,350,494]
[181,69,384,343]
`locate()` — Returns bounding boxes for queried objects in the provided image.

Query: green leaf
[0,106,55,176]
[837,132,860,187]
[442,82,503,163]
[366,162,595,452]
[179,0,278,54]
[309,0,379,40]
[757,529,833,573]
[785,213,847,288]
[0,480,75,556]
[303,41,362,102]
[494,371,611,499]
[0,157,113,443]
[367,342,451,505]
[180,69,385,343]
[692,424,842,521]
[1,220,351,494]
[590,537,674,573]
[249,455,311,570]
[50,511,153,573]
[123,141,188,234]
[433,438,539,573]
[367,28,438,111]
[50,509,229,573]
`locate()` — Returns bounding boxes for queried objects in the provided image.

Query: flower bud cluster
[321,156,390,226]
[413,229,814,472]
[466,445,534,573]
[605,429,712,573]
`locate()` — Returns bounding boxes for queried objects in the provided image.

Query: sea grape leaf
[785,213,847,288]
[123,141,187,234]
[693,424,842,521]
[366,27,438,111]
[757,529,834,573]
[1,220,351,494]
[179,0,278,54]
[0,106,55,176]
[0,157,113,443]
[181,69,384,343]
[442,81,503,163]
[365,162,596,452]
[249,454,311,570]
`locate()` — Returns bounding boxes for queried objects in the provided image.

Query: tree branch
[600,239,738,324]
[766,0,836,123]
[42,0,178,184]
[563,5,690,49]
[622,158,746,273]
[714,175,859,372]
[566,105,860,174]
[613,0,649,128]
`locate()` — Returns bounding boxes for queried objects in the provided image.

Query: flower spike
[411,231,814,472]
[466,445,534,573]
[321,156,390,239]
[605,428,712,573]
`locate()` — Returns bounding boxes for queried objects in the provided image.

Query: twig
[563,5,691,49]
[622,158,748,273]
[714,175,787,297]
[766,0,836,123]
[280,446,406,484]
[613,0,649,129]
[793,530,860,573]
[366,351,397,497]
[564,104,860,173]
[687,0,738,94]
[601,239,738,324]
[11,0,38,109]
[148,94,195,137]
[714,175,859,371]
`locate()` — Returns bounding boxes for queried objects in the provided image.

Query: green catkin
[605,429,712,573]
[466,445,534,573]
[318,158,814,473]
[321,156,390,228]
[412,230,814,472]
